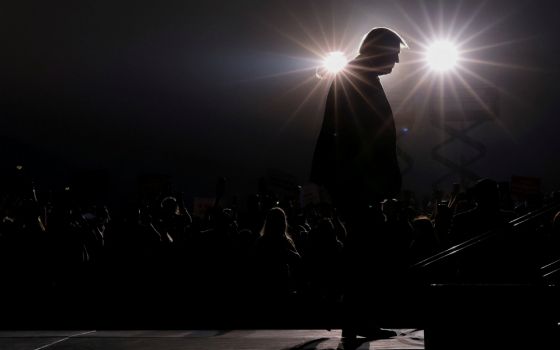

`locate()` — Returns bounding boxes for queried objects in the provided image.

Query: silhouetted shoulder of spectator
[409,215,439,263]
[253,207,302,299]
[235,228,259,252]
[154,196,192,244]
[255,207,301,264]
[255,229,300,260]
[308,218,343,252]
[287,223,308,256]
[381,198,414,243]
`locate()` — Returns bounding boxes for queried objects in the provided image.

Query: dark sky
[1,0,559,199]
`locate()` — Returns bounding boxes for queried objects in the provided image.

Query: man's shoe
[341,328,356,339]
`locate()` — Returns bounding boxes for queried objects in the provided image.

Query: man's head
[357,27,407,75]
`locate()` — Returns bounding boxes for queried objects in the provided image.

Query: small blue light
[402,127,409,133]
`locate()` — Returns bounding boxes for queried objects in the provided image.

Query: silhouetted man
[310,27,407,343]
[311,27,405,216]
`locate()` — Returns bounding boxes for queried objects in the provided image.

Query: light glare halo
[323,51,348,74]
[426,41,458,71]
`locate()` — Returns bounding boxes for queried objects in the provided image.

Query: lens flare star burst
[323,51,348,74]
[316,51,349,79]
[425,41,459,71]
[246,1,534,143]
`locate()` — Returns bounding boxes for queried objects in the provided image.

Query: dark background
[1,0,559,203]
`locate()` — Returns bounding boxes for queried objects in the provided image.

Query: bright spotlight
[426,41,458,71]
[323,51,348,74]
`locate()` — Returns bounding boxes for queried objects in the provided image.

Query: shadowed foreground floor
[0,329,424,350]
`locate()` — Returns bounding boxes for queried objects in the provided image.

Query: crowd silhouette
[0,165,559,332]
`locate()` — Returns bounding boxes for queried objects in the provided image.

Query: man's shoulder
[329,73,373,100]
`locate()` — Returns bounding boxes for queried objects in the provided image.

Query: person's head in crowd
[237,228,259,247]
[160,196,180,216]
[472,178,500,211]
[95,205,110,223]
[260,207,289,239]
[215,207,238,234]
[381,198,399,221]
[412,215,434,235]
[138,205,153,226]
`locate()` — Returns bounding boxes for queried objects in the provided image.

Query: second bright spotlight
[426,41,459,71]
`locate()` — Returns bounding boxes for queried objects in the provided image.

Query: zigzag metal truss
[430,116,489,189]
[429,85,498,190]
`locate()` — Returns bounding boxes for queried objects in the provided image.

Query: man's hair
[359,27,408,56]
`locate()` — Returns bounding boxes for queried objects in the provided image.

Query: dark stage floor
[0,329,424,350]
